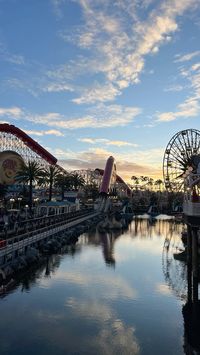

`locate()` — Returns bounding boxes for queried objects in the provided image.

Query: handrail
[0,211,98,256]
[0,208,93,240]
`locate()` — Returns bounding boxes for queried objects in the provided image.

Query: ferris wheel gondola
[163,129,200,191]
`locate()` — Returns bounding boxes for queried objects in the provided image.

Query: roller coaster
[0,123,131,197]
[0,123,57,166]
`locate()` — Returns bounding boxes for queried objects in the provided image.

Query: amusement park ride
[0,123,57,165]
[163,128,200,222]
[0,123,130,199]
[163,128,200,354]
[1,124,200,350]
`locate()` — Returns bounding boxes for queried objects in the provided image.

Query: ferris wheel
[163,129,200,190]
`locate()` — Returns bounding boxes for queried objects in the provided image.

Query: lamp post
[17,197,22,210]
[34,197,39,217]
[10,198,15,209]
[25,205,28,219]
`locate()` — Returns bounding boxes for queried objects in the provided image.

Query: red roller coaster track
[0,123,57,165]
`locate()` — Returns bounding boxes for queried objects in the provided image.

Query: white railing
[0,212,99,263]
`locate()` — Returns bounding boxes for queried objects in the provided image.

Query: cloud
[0,42,25,65]
[57,0,198,104]
[47,147,76,159]
[72,83,121,104]
[164,84,185,92]
[51,0,66,17]
[78,137,138,147]
[191,63,200,71]
[19,104,141,129]
[0,106,23,118]
[42,83,74,93]
[3,0,199,104]
[24,129,64,137]
[174,50,200,63]
[57,146,163,180]
[0,120,9,124]
[157,57,200,122]
[0,105,162,180]
[157,96,200,121]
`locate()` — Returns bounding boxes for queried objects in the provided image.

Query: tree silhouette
[16,161,43,210]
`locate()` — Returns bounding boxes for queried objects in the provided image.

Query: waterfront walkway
[0,209,99,267]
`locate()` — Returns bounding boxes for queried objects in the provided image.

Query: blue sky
[0,0,200,181]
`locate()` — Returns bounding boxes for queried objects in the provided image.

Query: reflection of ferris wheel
[163,129,200,190]
[162,228,187,301]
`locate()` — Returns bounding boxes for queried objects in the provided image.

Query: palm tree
[147,177,154,191]
[70,173,85,191]
[0,184,8,209]
[139,176,149,189]
[55,174,72,200]
[0,184,8,200]
[84,182,99,201]
[131,176,139,190]
[16,161,44,210]
[42,165,61,201]
[155,179,163,191]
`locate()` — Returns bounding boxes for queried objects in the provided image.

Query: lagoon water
[0,218,189,355]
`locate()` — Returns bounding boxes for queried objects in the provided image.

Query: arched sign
[0,150,24,185]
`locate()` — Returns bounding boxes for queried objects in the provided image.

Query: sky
[0,0,200,182]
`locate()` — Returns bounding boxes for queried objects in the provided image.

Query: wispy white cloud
[164,84,185,92]
[24,129,64,137]
[0,120,9,124]
[50,0,66,17]
[157,96,200,121]
[0,106,23,118]
[0,103,141,137]
[72,83,121,104]
[3,0,199,104]
[191,62,200,71]
[0,42,25,65]
[78,137,138,147]
[174,50,200,63]
[22,104,141,129]
[157,55,200,122]
[56,0,198,104]
[42,82,74,93]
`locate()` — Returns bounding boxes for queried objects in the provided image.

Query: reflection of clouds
[115,236,162,257]
[67,297,113,322]
[61,271,137,300]
[39,269,137,300]
[66,298,140,355]
[155,283,172,296]
[94,321,139,355]
[36,310,64,323]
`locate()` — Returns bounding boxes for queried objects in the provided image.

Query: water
[0,218,190,354]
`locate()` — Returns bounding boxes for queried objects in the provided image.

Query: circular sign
[0,150,24,185]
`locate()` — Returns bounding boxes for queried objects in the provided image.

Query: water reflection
[0,217,196,355]
[183,289,200,354]
[99,232,116,266]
